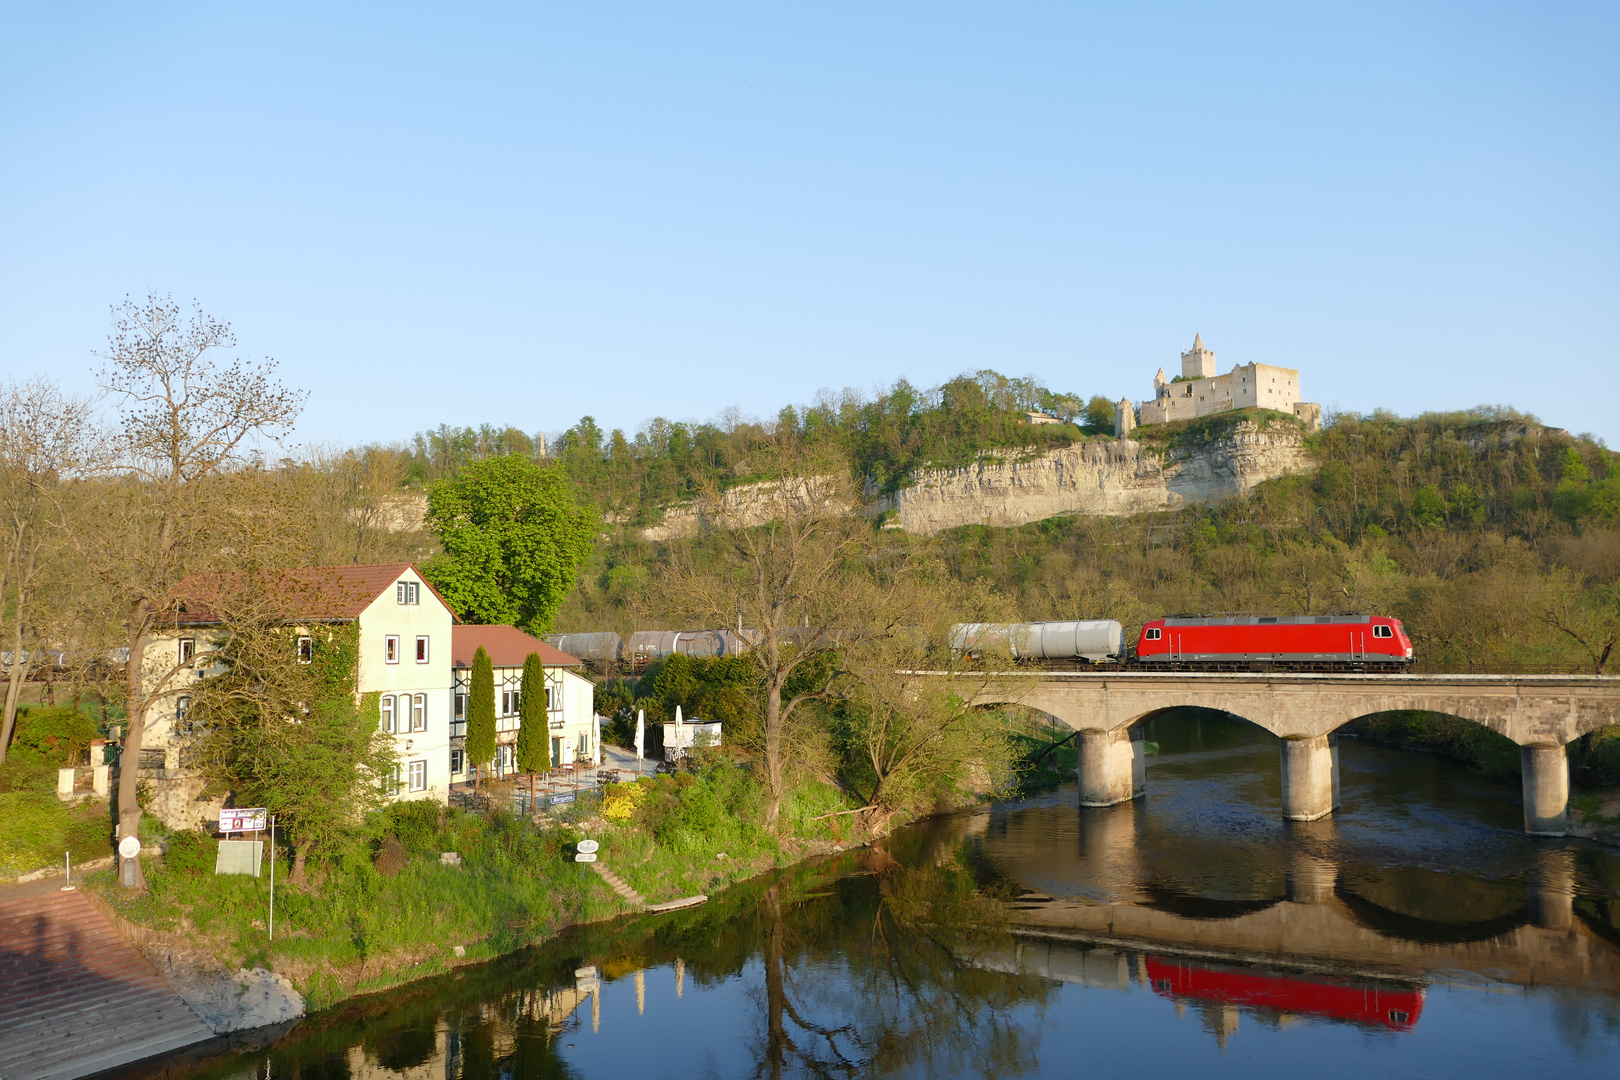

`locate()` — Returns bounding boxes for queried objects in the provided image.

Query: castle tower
[1180,333,1216,380]
[1114,397,1136,438]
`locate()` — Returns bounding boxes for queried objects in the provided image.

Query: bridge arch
[959,671,1620,835]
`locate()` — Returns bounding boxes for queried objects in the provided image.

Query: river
[119,711,1620,1079]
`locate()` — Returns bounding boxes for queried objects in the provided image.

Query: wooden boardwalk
[0,890,214,1080]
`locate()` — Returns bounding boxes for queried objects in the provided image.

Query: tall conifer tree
[466,645,496,788]
[516,651,550,778]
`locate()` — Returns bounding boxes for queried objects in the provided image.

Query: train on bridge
[551,612,1416,674]
[952,613,1415,672]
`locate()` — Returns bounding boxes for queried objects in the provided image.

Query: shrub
[8,707,98,767]
[163,830,217,877]
[602,780,649,823]
[382,800,444,855]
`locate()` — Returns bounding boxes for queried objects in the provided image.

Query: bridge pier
[1279,735,1338,822]
[1520,744,1569,836]
[1078,728,1144,807]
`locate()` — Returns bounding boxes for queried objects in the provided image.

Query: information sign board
[220,807,268,833]
[574,852,598,863]
[577,840,600,854]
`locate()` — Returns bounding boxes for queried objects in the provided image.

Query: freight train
[951,614,1414,671]
[550,613,1416,673]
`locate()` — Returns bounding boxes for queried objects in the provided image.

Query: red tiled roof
[172,563,457,624]
[451,625,581,668]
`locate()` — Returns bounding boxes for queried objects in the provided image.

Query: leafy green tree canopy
[423,456,596,633]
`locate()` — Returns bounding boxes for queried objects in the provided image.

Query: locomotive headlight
[1405,647,1413,658]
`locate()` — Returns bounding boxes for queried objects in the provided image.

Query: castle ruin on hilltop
[1115,334,1321,438]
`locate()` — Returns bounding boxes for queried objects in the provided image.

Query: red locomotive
[1134,613,1414,671]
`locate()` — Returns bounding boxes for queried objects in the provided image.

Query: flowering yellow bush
[602,780,650,823]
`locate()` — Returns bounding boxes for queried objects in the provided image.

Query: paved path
[0,890,213,1080]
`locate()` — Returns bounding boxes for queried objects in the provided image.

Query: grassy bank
[85,760,878,1010]
[0,705,117,879]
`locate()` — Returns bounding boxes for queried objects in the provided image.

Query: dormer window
[397,581,420,605]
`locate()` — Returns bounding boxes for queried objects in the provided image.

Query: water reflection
[116,712,1620,1079]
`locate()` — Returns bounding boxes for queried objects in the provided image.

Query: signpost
[575,839,599,877]
[574,852,598,863]
[117,835,141,888]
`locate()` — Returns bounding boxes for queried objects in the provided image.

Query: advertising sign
[220,807,268,833]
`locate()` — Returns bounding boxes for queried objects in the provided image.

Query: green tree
[190,617,395,886]
[1081,395,1116,432]
[515,651,550,775]
[423,456,596,633]
[465,645,496,787]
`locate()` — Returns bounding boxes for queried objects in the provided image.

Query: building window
[176,695,191,721]
[412,693,427,731]
[416,636,429,663]
[546,686,557,711]
[385,635,400,664]
[388,764,404,796]
[408,760,427,792]
[179,638,195,664]
[381,695,395,733]
[1145,628,1162,641]
[397,581,420,605]
[450,748,464,775]
[455,693,466,720]
[297,635,313,664]
[501,690,519,716]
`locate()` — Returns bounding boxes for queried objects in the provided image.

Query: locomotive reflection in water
[550,613,1419,676]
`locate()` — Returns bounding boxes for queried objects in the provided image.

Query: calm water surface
[126,713,1620,1079]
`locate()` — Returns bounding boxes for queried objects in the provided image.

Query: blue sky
[3,2,1616,447]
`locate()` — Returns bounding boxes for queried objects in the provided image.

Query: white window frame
[501,690,519,716]
[397,581,420,605]
[389,764,404,796]
[416,635,429,663]
[179,638,195,664]
[1373,625,1393,639]
[408,760,427,792]
[176,694,191,721]
[450,747,464,775]
[412,693,427,732]
[381,694,395,733]
[385,635,400,664]
[454,693,466,720]
[1145,628,1162,641]
[297,635,313,664]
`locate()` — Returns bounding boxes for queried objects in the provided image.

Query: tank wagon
[1135,613,1414,671]
[627,629,756,667]
[543,633,623,670]
[949,621,1125,664]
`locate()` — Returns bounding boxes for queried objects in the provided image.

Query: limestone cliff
[876,421,1315,535]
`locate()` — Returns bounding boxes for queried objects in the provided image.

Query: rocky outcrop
[633,423,1314,538]
[640,475,852,541]
[877,423,1314,535]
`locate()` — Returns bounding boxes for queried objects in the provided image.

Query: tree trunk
[290,839,311,886]
[116,610,150,889]
[0,622,31,767]
[763,672,784,825]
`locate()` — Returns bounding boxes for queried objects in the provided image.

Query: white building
[449,625,596,781]
[147,563,458,828]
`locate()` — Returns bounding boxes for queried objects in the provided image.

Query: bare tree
[0,379,99,763]
[665,449,897,825]
[92,295,305,885]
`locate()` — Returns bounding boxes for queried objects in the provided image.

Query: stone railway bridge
[955,671,1620,834]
